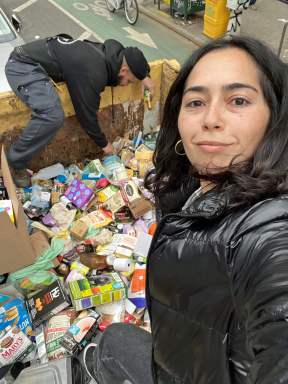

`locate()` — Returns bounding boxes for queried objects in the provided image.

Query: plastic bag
[8,238,65,285]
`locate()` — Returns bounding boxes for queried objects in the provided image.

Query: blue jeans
[249,0,256,5]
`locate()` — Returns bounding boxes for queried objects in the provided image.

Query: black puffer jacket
[147,189,288,384]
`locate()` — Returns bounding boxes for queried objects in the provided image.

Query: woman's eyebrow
[183,85,207,95]
[183,82,259,95]
[224,82,258,93]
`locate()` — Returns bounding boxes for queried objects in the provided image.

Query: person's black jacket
[17,37,126,148]
[147,188,288,383]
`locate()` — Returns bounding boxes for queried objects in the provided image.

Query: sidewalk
[139,0,288,61]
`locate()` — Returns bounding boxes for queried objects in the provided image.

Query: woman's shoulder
[228,194,288,238]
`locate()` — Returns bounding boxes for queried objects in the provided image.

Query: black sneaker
[83,343,98,382]
[11,168,31,188]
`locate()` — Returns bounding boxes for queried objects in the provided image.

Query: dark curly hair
[145,36,288,211]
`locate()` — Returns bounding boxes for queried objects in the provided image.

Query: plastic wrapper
[50,203,76,230]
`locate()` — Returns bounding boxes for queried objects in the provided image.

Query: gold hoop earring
[174,139,186,156]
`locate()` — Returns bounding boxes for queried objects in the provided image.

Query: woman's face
[178,47,270,174]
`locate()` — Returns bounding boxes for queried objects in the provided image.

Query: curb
[138,4,205,47]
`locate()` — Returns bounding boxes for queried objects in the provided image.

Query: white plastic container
[14,357,72,384]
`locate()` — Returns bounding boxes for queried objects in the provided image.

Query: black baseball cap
[123,47,150,80]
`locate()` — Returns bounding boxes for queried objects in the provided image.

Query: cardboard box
[44,309,77,361]
[0,325,33,367]
[120,180,141,203]
[0,147,38,274]
[60,310,100,354]
[64,179,94,209]
[0,200,14,223]
[70,220,89,241]
[26,280,70,328]
[0,294,33,336]
[69,272,126,311]
[133,232,153,263]
[135,144,153,161]
[128,197,153,219]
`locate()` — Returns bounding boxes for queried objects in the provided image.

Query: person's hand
[142,76,155,100]
[102,142,115,155]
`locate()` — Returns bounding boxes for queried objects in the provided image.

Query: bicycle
[105,0,139,25]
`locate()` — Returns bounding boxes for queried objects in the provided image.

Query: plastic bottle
[144,89,152,110]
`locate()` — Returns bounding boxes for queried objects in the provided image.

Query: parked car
[0,8,24,93]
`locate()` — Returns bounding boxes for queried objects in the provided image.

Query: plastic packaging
[113,258,133,272]
[97,300,126,324]
[59,196,74,210]
[102,155,128,184]
[8,238,65,285]
[66,164,82,183]
[50,203,76,230]
[143,132,158,151]
[32,163,65,181]
[70,261,89,276]
[14,357,73,384]
[31,184,50,209]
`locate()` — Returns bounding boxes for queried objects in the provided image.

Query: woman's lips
[197,141,232,153]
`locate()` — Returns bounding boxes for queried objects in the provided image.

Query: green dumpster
[170,0,205,20]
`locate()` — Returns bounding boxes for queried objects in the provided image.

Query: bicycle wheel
[105,0,116,12]
[124,0,139,24]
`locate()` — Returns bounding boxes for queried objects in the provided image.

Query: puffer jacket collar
[182,188,228,220]
[182,189,288,238]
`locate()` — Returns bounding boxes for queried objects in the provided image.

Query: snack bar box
[69,272,126,311]
[26,280,70,328]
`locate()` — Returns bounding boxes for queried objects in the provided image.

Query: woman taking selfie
[83,36,288,384]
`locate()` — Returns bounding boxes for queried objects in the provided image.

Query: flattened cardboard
[0,147,37,274]
[30,231,50,258]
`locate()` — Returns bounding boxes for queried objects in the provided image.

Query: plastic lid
[14,358,72,384]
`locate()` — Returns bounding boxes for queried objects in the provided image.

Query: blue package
[0,295,32,336]
[23,187,32,193]
[54,175,67,183]
[81,172,105,181]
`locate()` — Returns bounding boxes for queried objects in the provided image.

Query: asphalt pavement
[1,0,199,64]
[1,0,287,63]
[138,0,288,62]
